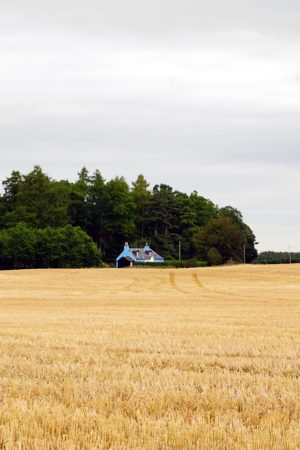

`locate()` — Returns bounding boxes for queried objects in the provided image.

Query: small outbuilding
[116,242,164,268]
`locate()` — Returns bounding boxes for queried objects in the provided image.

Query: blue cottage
[116,242,164,268]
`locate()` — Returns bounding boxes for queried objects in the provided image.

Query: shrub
[133,259,207,268]
[207,247,222,266]
[0,224,102,269]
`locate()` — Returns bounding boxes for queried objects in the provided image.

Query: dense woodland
[0,166,258,269]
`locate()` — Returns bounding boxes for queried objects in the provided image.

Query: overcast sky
[1,1,300,252]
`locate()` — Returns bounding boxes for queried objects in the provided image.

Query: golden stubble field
[0,265,299,450]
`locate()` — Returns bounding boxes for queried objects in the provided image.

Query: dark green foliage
[0,166,258,268]
[3,166,71,228]
[85,170,110,252]
[68,167,91,231]
[103,177,136,260]
[141,184,178,259]
[219,206,258,262]
[0,195,8,229]
[190,191,217,227]
[131,174,151,239]
[2,170,23,205]
[0,223,37,269]
[253,251,300,264]
[207,247,222,266]
[194,216,244,264]
[134,259,207,268]
[151,184,177,237]
[0,224,101,269]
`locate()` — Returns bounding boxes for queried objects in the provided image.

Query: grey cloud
[2,1,300,42]
[1,0,300,251]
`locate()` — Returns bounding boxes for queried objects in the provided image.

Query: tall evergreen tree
[131,174,151,240]
[2,170,24,206]
[190,191,217,227]
[3,166,71,228]
[69,167,91,231]
[174,192,197,259]
[104,177,136,259]
[86,170,109,253]
[0,195,7,229]
[149,184,178,258]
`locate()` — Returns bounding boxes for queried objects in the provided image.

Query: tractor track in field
[169,273,189,294]
[123,271,257,300]
[191,273,205,289]
[191,273,258,300]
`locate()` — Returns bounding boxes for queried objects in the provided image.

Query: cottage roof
[116,243,164,263]
[130,247,164,261]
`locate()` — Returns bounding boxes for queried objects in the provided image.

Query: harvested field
[0,264,299,449]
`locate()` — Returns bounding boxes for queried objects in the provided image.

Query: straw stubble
[0,265,299,449]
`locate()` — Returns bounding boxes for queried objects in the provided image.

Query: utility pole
[289,244,291,264]
[243,243,246,264]
[178,240,181,261]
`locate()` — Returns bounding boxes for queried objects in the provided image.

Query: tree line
[0,166,258,269]
[253,251,300,264]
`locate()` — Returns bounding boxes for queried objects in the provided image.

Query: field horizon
[0,264,299,449]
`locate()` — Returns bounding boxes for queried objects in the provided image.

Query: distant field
[0,265,299,449]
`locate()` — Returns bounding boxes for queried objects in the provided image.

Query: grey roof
[130,247,164,261]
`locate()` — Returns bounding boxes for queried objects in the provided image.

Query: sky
[1,0,300,252]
